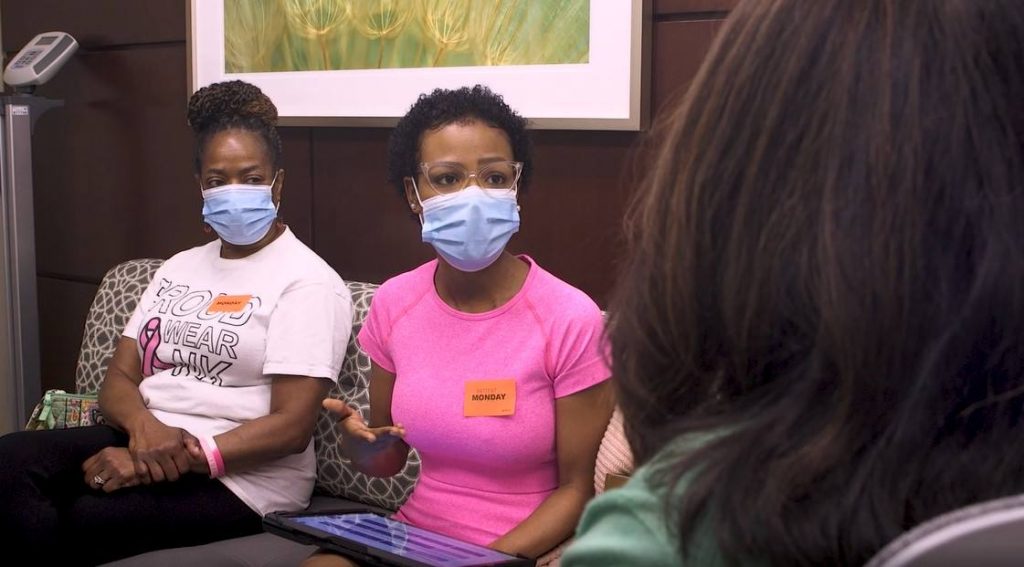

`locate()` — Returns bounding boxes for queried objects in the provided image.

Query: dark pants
[0,425,262,565]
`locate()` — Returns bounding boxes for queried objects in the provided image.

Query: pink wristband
[199,435,225,478]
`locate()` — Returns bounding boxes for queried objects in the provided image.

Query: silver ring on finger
[93,474,106,486]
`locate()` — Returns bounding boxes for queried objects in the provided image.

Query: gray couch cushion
[75,259,164,394]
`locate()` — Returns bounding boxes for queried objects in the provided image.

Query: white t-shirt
[122,228,352,515]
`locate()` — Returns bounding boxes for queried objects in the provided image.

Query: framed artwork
[189,1,648,130]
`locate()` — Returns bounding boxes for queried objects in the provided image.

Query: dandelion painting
[191,0,644,129]
[224,0,590,73]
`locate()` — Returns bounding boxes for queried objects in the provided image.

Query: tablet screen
[293,512,524,567]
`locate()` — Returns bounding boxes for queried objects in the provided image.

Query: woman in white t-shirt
[0,80,353,565]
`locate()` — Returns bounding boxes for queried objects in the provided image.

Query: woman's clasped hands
[82,417,210,491]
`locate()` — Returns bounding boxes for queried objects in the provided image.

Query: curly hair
[386,85,533,196]
[187,80,283,173]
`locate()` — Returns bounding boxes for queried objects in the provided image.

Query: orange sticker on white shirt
[208,294,252,313]
[464,379,516,417]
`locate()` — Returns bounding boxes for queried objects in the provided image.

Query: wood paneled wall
[1,0,734,392]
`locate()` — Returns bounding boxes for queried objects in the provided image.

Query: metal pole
[0,95,60,429]
[0,105,14,434]
[3,99,40,426]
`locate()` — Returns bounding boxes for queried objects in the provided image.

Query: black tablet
[263,509,535,567]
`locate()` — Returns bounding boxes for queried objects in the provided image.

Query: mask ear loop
[509,164,523,211]
[411,177,426,225]
[269,170,282,213]
[511,182,521,212]
[198,179,211,234]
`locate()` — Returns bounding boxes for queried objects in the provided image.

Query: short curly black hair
[187,80,283,173]
[387,85,533,196]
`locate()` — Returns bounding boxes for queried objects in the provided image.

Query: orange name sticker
[208,294,252,313]
[464,379,516,417]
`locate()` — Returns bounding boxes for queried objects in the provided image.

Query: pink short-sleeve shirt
[357,256,610,545]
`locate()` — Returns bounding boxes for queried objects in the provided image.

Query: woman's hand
[99,337,191,482]
[324,398,406,444]
[332,364,410,477]
[82,447,143,492]
[127,416,192,483]
[182,431,212,476]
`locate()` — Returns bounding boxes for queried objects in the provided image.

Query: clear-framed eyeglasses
[417,161,523,195]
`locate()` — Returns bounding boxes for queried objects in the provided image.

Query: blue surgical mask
[201,176,278,246]
[417,184,520,272]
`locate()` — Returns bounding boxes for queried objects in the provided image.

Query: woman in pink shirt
[307,85,614,565]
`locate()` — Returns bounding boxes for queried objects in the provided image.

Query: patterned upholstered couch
[70,259,630,567]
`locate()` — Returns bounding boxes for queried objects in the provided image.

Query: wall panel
[2,0,184,49]
[37,277,98,392]
[651,19,726,118]
[30,44,198,281]
[655,0,737,16]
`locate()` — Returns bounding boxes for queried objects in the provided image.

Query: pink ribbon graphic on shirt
[139,317,174,377]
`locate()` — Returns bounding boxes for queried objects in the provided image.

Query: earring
[203,224,212,234]
[516,205,521,211]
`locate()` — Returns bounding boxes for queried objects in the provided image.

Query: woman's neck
[434,252,529,313]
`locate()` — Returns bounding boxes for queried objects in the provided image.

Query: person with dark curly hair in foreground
[305,85,614,566]
[0,80,353,565]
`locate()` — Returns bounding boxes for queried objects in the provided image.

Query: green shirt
[563,437,751,567]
